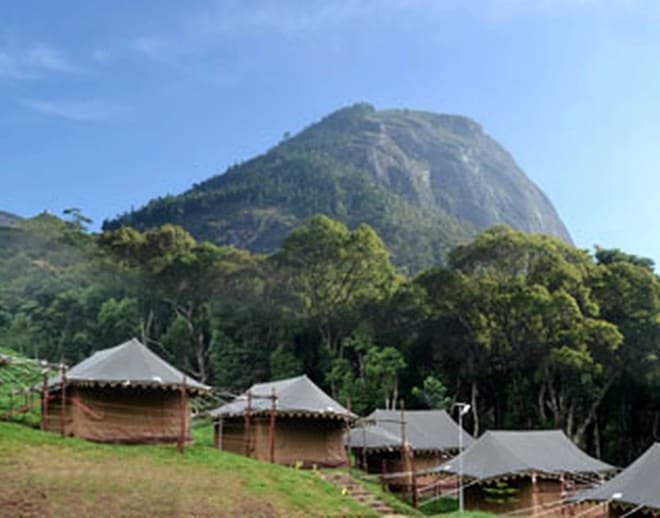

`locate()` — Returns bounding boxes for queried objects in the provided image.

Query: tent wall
[415,452,454,485]
[361,450,402,475]
[217,417,249,457]
[609,505,656,518]
[217,415,348,467]
[42,386,188,444]
[42,393,73,436]
[466,476,591,517]
[359,449,452,475]
[564,503,608,518]
[358,450,455,494]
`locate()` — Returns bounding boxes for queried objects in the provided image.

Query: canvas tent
[572,443,660,517]
[348,409,474,477]
[43,338,210,443]
[209,374,354,467]
[434,430,614,516]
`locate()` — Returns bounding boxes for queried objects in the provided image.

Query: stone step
[323,472,399,517]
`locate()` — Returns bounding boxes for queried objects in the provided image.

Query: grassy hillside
[0,422,397,517]
[0,422,507,517]
[0,348,42,427]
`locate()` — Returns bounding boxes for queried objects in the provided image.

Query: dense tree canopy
[1,215,658,465]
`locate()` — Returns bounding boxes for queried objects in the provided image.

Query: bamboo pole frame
[41,370,48,431]
[60,365,67,438]
[178,376,187,454]
[268,387,277,464]
[245,391,252,457]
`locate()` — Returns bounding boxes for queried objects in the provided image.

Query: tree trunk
[196,331,207,383]
[574,377,616,446]
[471,381,479,436]
[538,384,547,423]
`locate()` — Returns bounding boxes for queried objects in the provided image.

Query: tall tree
[271,215,401,356]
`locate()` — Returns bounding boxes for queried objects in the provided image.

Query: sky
[2,0,660,265]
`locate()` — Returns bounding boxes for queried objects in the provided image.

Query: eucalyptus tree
[271,214,402,357]
[416,226,622,444]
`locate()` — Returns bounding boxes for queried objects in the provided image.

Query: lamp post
[453,402,471,513]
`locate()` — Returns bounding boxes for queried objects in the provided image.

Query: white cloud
[476,0,602,21]
[127,0,606,68]
[132,36,170,61]
[91,48,112,63]
[131,0,387,63]
[0,42,79,79]
[19,98,124,121]
[186,0,374,36]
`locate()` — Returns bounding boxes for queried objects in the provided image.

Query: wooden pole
[245,391,252,457]
[344,397,352,468]
[411,447,418,509]
[41,370,49,431]
[361,426,367,470]
[400,399,406,457]
[178,376,187,454]
[214,418,222,449]
[269,387,277,464]
[60,365,67,438]
[400,400,408,503]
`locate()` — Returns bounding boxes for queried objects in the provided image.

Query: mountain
[0,211,22,228]
[0,212,98,310]
[105,103,572,271]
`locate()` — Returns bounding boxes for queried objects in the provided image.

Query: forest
[1,211,658,466]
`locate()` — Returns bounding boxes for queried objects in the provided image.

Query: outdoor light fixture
[453,402,471,513]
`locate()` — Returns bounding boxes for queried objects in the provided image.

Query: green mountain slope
[105,103,571,272]
[0,212,97,310]
[0,210,21,228]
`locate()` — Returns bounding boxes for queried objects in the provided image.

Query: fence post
[411,447,418,509]
[400,400,408,503]
[361,425,368,470]
[60,365,67,438]
[41,369,49,431]
[245,391,252,457]
[269,387,277,463]
[214,418,223,449]
[178,376,187,454]
[345,397,353,468]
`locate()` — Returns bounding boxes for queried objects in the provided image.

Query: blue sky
[2,0,660,265]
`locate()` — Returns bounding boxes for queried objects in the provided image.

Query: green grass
[418,496,459,515]
[0,421,386,517]
[439,513,504,518]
